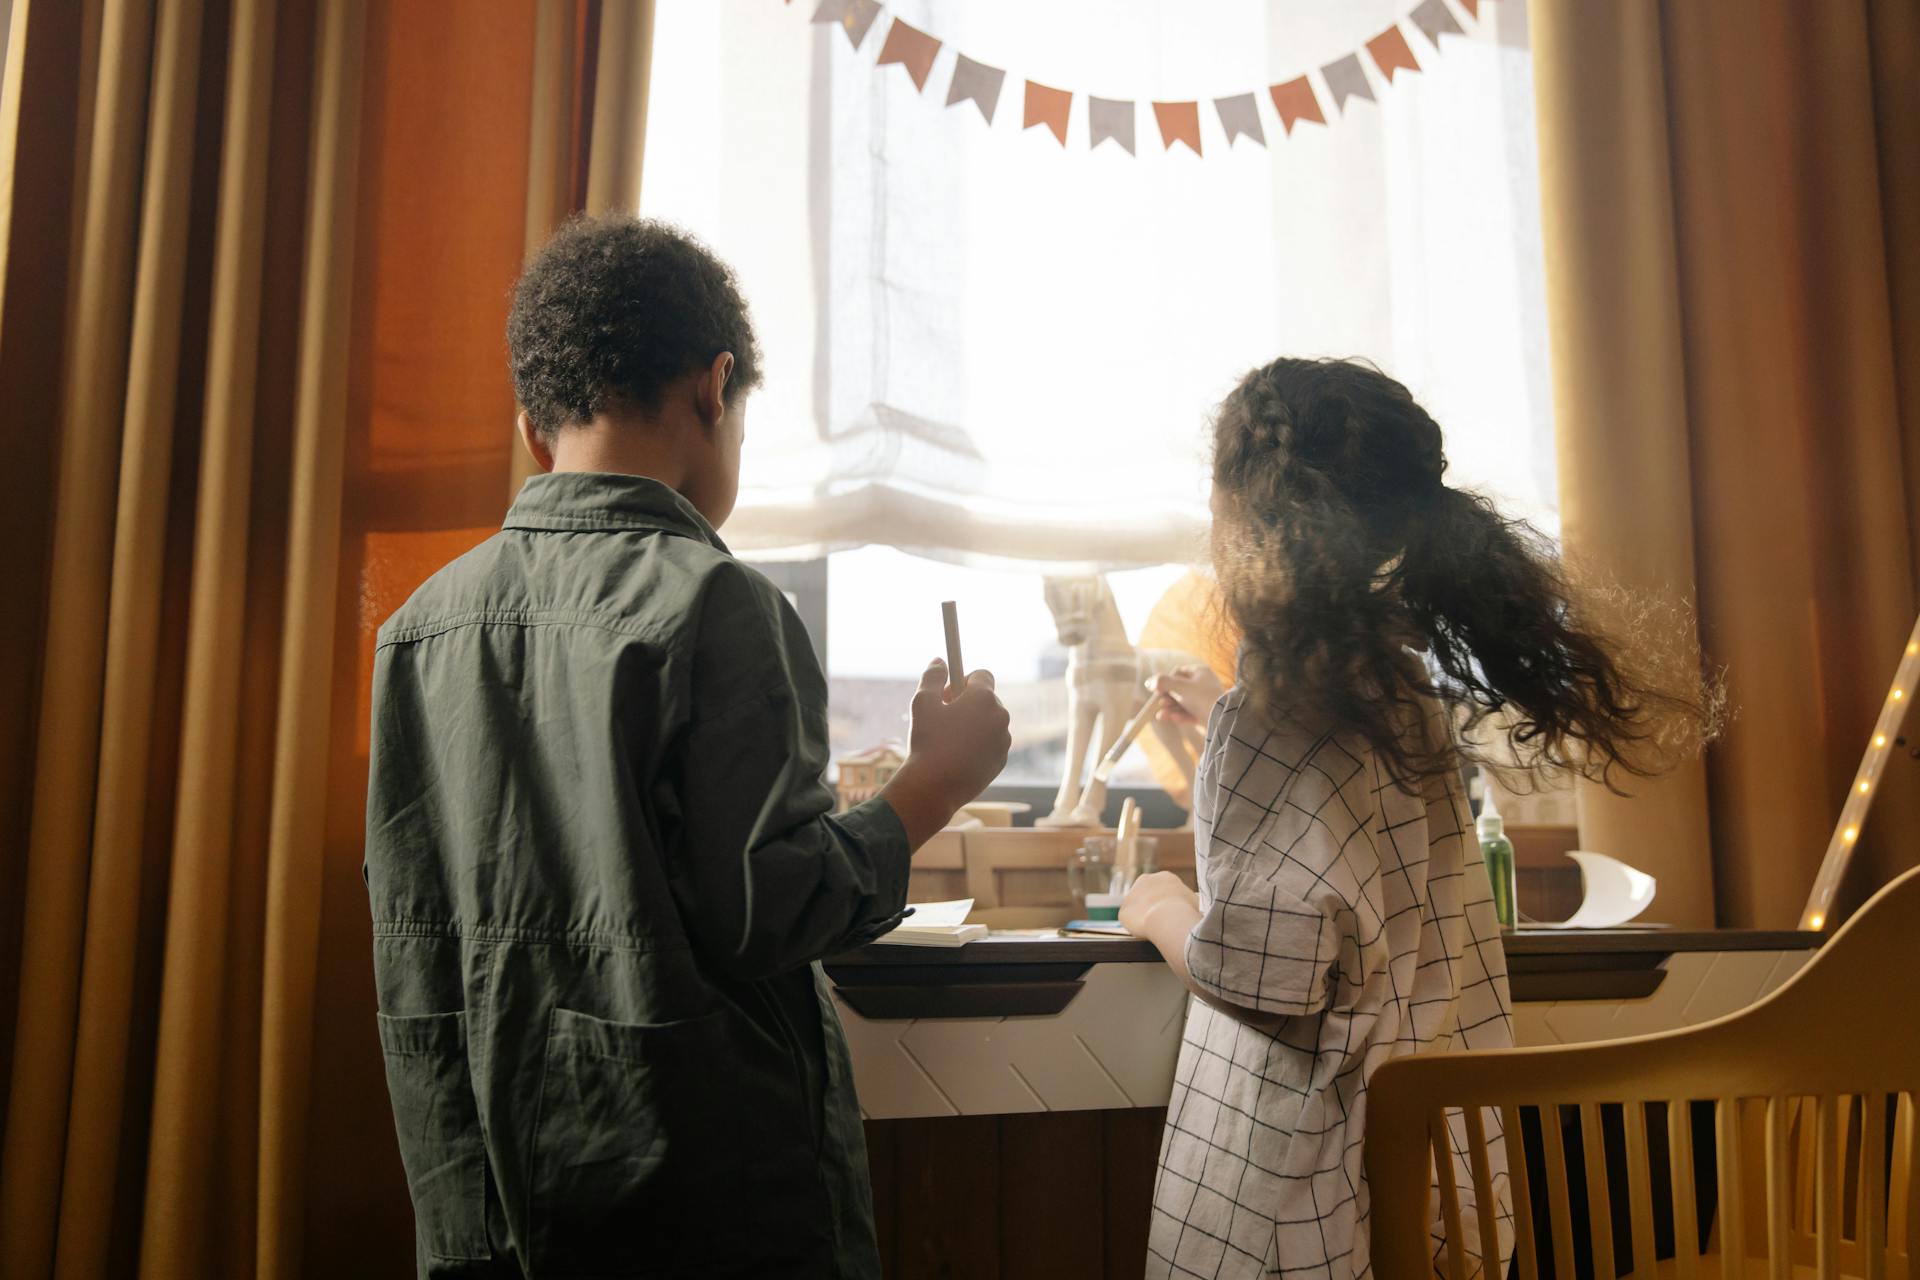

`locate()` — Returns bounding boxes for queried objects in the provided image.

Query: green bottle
[1477,794,1518,929]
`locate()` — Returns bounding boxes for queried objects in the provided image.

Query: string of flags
[797,0,1491,156]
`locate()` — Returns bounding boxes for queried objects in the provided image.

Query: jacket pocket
[376,1010,492,1263]
[529,1006,826,1277]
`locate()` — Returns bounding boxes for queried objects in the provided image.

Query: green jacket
[365,472,911,1279]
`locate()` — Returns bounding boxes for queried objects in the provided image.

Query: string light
[1800,613,1920,930]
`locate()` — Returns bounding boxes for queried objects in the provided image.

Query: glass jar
[1068,837,1117,907]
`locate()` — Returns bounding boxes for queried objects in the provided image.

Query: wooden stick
[1117,798,1140,878]
[941,600,964,694]
[1092,691,1167,784]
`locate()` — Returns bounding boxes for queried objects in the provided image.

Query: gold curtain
[0,1,647,1275]
[1533,0,1920,928]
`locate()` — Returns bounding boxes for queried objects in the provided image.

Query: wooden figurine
[1039,574,1206,829]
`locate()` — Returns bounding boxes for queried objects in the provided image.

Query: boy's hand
[880,658,1011,849]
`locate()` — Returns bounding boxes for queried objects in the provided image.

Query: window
[652,0,1554,808]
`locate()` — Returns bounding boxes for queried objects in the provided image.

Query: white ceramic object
[1541,851,1658,929]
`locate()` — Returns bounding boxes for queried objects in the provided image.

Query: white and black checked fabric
[1146,687,1515,1280]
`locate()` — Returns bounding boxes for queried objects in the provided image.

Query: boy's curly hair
[508,215,763,440]
[1210,357,1720,789]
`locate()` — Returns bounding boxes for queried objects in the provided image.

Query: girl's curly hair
[1211,357,1718,790]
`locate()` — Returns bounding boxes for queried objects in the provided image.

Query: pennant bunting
[1024,80,1071,145]
[946,54,1006,123]
[1213,93,1266,148]
[810,0,881,51]
[1366,26,1421,82]
[800,2,1481,159]
[1152,101,1202,155]
[1268,76,1325,134]
[1088,96,1136,155]
[1321,54,1375,113]
[1409,0,1466,45]
[877,19,942,92]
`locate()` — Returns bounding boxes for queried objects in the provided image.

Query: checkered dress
[1146,687,1515,1280]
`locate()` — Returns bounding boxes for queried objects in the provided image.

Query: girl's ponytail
[1212,357,1716,789]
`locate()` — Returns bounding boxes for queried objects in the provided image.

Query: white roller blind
[639,0,1554,570]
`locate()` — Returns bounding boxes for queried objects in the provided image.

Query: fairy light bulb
[1810,913,1825,929]
[1895,690,1905,701]
[1843,826,1858,842]
[1875,734,1887,747]
[1860,780,1872,793]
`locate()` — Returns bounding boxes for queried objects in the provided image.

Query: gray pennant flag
[1409,0,1465,46]
[1213,93,1266,148]
[1321,54,1375,113]
[1088,96,1136,155]
[811,0,882,50]
[945,54,1007,124]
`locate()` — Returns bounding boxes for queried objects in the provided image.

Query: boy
[365,216,1010,1279]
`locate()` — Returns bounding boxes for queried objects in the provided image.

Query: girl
[1120,357,1704,1280]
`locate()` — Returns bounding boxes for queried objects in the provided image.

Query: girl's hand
[1120,871,1198,941]
[1148,666,1226,728]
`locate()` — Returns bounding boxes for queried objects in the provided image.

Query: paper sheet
[900,898,973,928]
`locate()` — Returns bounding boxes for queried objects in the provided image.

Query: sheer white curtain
[640,0,1553,571]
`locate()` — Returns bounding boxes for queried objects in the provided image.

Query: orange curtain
[299,3,657,1267]
[1533,0,1920,928]
[0,1,641,1275]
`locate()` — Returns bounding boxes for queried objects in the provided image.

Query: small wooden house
[836,744,905,811]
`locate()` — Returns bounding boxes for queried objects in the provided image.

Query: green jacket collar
[504,471,729,552]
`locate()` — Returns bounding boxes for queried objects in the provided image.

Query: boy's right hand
[880,658,1011,849]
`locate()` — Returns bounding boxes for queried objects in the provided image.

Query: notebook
[874,898,988,948]
[1060,919,1132,937]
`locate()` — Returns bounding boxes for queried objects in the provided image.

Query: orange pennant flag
[1268,76,1325,134]
[1152,101,1202,155]
[1366,26,1421,82]
[1024,80,1071,146]
[877,19,941,92]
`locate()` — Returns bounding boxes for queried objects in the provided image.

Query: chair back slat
[1502,1104,1541,1280]
[1671,1097,1702,1280]
[1465,1106,1502,1280]
[1862,1091,1888,1280]
[1582,1102,1619,1280]
[1840,1095,1859,1245]
[1722,1096,1749,1280]
[1899,1094,1919,1280]
[1770,1096,1797,1280]
[1625,1101,1658,1277]
[1542,1104,1579,1280]
[1432,1110,1469,1280]
[1821,1094,1845,1280]
[1803,1096,1824,1232]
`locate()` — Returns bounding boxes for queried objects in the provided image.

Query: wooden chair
[1366,867,1920,1280]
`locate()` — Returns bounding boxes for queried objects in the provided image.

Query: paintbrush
[1090,691,1167,785]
